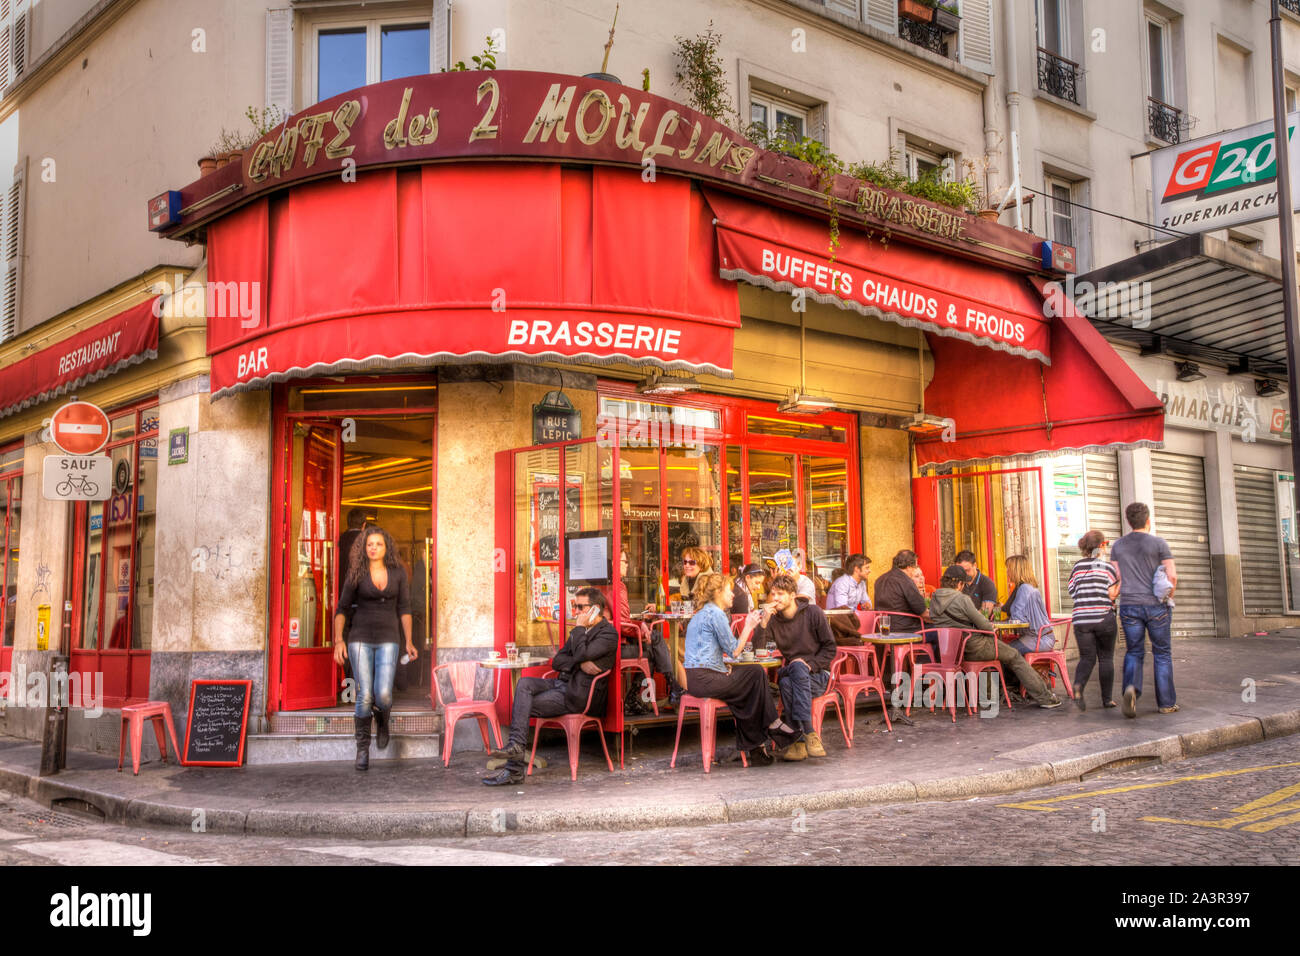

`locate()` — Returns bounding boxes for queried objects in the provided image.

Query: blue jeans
[1119,605,1175,709]
[777,662,831,732]
[348,641,399,719]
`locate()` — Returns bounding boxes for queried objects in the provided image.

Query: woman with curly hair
[332,525,417,771]
[683,571,800,766]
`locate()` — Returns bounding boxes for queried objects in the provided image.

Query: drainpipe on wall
[999,0,1024,230]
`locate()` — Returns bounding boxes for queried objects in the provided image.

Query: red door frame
[912,465,1052,610]
[268,377,438,715]
[68,398,158,708]
[0,443,21,675]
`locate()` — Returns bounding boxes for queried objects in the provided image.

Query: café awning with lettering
[0,297,160,419]
[913,279,1164,468]
[704,188,1053,364]
[206,164,740,396]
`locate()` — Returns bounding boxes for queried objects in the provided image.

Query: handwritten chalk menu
[182,680,252,767]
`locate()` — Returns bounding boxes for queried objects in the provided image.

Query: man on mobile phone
[483,587,617,786]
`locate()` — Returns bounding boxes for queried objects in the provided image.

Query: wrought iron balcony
[1148,96,1183,144]
[1037,47,1080,105]
[1282,0,1300,16]
[899,16,953,59]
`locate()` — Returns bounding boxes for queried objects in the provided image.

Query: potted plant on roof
[933,2,962,33]
[898,0,935,23]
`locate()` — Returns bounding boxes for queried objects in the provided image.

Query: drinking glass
[506,642,518,663]
[880,619,891,637]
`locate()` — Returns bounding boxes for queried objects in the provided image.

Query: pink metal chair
[1023,619,1075,699]
[835,643,893,737]
[526,669,614,780]
[671,695,750,772]
[618,622,659,716]
[118,701,182,775]
[809,651,851,747]
[908,628,970,721]
[433,660,503,767]
[959,629,1014,710]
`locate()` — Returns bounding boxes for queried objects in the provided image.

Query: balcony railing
[1148,96,1183,144]
[1282,0,1300,16]
[1037,47,1080,105]
[899,17,953,59]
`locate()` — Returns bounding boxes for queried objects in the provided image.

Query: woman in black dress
[332,526,416,770]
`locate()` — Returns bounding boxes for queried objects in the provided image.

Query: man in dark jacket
[874,550,928,633]
[929,565,1061,709]
[483,587,618,785]
[756,573,837,760]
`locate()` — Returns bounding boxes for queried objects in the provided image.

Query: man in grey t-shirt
[1109,502,1178,718]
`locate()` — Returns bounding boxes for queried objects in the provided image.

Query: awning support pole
[1270,0,1300,488]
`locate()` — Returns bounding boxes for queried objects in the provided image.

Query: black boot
[354,716,371,771]
[373,707,390,750]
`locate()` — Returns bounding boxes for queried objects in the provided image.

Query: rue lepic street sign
[43,401,113,501]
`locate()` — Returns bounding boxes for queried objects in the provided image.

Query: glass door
[283,422,342,710]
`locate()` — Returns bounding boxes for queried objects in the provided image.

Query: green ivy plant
[447,35,499,71]
[672,22,734,124]
[749,119,848,256]
[210,105,285,155]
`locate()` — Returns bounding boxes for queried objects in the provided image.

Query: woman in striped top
[1067,530,1121,711]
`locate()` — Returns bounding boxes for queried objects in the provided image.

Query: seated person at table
[730,563,766,616]
[615,550,684,707]
[756,574,838,759]
[484,588,619,785]
[826,553,872,645]
[684,572,801,766]
[928,565,1062,709]
[955,550,999,615]
[679,546,713,604]
[1005,554,1055,655]
[874,550,928,634]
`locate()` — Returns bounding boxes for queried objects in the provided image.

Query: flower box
[898,0,934,23]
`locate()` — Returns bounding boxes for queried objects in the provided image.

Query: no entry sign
[50,401,110,455]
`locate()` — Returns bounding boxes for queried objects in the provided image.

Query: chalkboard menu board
[534,482,583,565]
[182,680,252,767]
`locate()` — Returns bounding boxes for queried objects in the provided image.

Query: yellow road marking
[1243,810,1300,833]
[1230,780,1300,814]
[997,761,1300,812]
[1140,800,1300,830]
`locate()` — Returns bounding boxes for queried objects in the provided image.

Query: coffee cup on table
[487,650,501,660]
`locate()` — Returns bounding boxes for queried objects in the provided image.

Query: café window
[0,443,21,659]
[312,15,432,103]
[69,400,158,706]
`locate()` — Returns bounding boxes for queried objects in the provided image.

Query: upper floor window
[1036,0,1081,105]
[750,94,808,141]
[1045,176,1075,249]
[314,18,431,103]
[1145,12,1182,143]
[904,143,951,181]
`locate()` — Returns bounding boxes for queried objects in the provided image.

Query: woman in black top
[332,526,416,770]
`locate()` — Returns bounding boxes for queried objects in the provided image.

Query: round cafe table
[481,656,551,770]
[643,611,693,687]
[861,633,930,726]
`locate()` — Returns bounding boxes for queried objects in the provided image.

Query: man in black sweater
[483,587,618,785]
[756,573,837,760]
[874,549,928,633]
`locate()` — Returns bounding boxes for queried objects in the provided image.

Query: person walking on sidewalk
[333,526,416,771]
[1110,502,1179,718]
[484,588,619,785]
[928,566,1063,709]
[683,572,801,766]
[1067,530,1120,711]
[755,573,838,759]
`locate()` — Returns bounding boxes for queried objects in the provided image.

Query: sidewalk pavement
[1,634,1298,839]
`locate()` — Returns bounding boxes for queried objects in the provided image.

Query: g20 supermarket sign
[1152,113,1300,232]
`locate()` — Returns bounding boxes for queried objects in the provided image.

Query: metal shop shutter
[1234,465,1285,615]
[1150,451,1216,638]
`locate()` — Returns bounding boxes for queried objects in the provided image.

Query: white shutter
[10,2,25,78]
[958,0,995,75]
[266,8,293,117]
[1,159,25,343]
[432,0,452,72]
[0,0,30,91]
[864,0,897,35]
[825,0,861,20]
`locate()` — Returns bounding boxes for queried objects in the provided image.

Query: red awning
[206,164,740,396]
[913,279,1164,468]
[0,297,160,419]
[704,187,1052,363]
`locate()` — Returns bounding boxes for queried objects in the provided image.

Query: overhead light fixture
[1256,378,1285,398]
[778,389,837,414]
[636,370,700,395]
[1175,361,1206,382]
[904,413,951,436]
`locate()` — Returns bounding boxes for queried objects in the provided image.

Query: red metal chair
[875,610,933,677]
[855,609,878,635]
[527,669,615,780]
[433,660,503,767]
[809,651,851,747]
[959,629,1014,710]
[835,643,893,738]
[618,622,658,716]
[1023,619,1075,699]
[671,695,750,773]
[908,628,970,721]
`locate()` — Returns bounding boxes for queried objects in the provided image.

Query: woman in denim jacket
[1005,554,1054,656]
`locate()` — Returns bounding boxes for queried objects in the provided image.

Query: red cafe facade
[0,71,1162,760]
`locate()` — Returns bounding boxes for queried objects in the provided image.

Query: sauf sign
[1152,112,1300,232]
